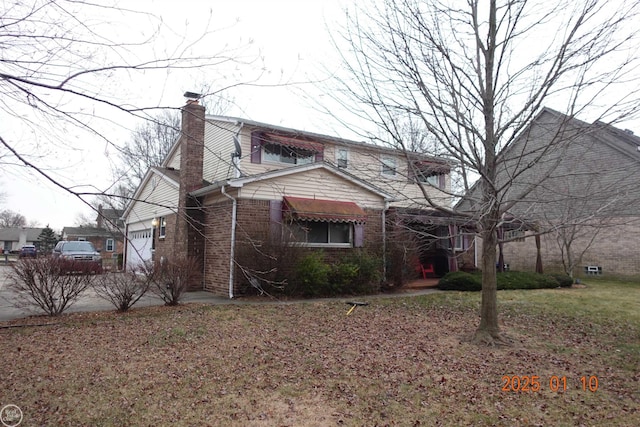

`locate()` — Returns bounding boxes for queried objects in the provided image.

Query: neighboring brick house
[457,108,640,277]
[123,96,458,297]
[62,206,124,270]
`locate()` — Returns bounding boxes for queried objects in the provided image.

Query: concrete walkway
[0,265,440,322]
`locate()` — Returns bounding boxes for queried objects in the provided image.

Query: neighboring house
[457,107,640,277]
[62,206,125,271]
[123,97,460,297]
[0,227,44,253]
[96,204,125,231]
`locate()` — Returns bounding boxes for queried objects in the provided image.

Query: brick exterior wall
[230,199,385,297]
[202,200,234,296]
[478,217,640,276]
[153,214,177,264]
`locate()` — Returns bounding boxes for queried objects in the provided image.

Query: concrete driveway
[0,264,231,322]
[0,264,440,322]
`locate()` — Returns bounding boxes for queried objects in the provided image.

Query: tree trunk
[474,226,502,343]
[535,234,543,274]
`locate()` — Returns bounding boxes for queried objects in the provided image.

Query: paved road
[0,265,439,322]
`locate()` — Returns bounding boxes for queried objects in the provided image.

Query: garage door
[126,228,152,270]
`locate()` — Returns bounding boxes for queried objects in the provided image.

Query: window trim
[106,238,115,252]
[287,220,354,248]
[381,156,397,177]
[262,142,315,166]
[158,217,167,239]
[336,148,349,169]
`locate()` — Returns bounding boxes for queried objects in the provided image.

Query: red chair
[420,263,435,279]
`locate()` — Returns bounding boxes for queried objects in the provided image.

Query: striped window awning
[283,196,367,223]
[263,133,324,153]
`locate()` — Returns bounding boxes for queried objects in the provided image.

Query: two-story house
[123,97,461,297]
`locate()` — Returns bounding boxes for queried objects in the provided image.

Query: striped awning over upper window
[283,196,367,223]
[263,133,324,153]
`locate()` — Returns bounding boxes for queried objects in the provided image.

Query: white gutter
[221,185,237,299]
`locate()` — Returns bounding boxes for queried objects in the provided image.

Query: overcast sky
[1,0,351,232]
[1,0,639,233]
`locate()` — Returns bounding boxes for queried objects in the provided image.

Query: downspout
[382,201,389,281]
[123,223,129,272]
[221,185,237,299]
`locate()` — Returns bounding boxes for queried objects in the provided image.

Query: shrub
[143,257,199,306]
[438,270,572,291]
[340,251,382,294]
[497,271,559,290]
[294,252,331,297]
[437,271,482,291]
[550,273,574,288]
[92,270,151,312]
[8,257,93,316]
[329,262,359,293]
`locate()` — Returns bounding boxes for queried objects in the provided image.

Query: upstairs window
[263,143,314,165]
[252,131,324,164]
[381,157,397,176]
[337,148,349,168]
[417,172,441,187]
[412,160,449,189]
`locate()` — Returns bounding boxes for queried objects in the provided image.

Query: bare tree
[0,210,26,228]
[0,0,262,224]
[112,110,181,201]
[330,0,640,344]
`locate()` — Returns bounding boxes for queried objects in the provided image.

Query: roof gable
[122,167,180,219]
[191,162,393,201]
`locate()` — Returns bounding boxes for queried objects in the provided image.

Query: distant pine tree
[38,225,59,255]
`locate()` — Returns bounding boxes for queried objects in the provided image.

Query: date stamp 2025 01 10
[501,375,599,392]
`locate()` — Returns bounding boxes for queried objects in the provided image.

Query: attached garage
[125,228,153,270]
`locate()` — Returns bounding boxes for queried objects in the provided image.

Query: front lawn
[0,279,638,426]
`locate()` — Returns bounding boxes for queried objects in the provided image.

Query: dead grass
[0,280,638,426]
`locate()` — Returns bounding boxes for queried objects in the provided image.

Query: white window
[503,230,525,242]
[289,221,352,247]
[263,143,314,165]
[337,148,348,168]
[106,238,115,252]
[417,171,441,187]
[158,217,167,239]
[454,234,464,250]
[381,157,397,176]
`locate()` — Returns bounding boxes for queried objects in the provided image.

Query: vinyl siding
[236,168,386,209]
[126,173,178,223]
[203,120,238,182]
[166,147,180,170]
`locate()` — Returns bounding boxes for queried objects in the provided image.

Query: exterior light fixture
[151,218,158,227]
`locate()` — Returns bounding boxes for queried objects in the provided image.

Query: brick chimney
[175,96,206,289]
[97,204,103,228]
[179,99,206,193]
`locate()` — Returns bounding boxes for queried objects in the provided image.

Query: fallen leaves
[0,294,637,426]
